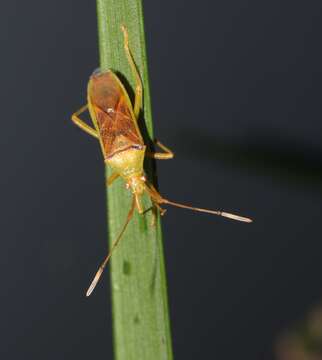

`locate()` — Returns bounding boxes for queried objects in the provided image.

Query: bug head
[126,175,146,214]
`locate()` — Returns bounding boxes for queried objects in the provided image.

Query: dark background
[2,0,322,359]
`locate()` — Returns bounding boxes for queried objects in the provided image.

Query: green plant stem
[96,1,173,359]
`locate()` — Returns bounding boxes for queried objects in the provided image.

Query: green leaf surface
[96,1,173,359]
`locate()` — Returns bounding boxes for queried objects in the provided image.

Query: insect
[71,25,252,296]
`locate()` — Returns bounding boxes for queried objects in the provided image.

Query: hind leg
[121,25,142,120]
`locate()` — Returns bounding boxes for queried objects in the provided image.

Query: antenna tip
[221,212,253,223]
[86,267,104,297]
[86,287,94,297]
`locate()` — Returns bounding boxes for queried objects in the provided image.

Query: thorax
[105,145,146,179]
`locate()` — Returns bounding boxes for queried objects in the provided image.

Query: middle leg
[146,140,174,160]
[71,104,99,139]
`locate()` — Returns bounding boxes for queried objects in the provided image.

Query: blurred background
[1,0,322,359]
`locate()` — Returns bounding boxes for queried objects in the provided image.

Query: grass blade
[96,1,174,359]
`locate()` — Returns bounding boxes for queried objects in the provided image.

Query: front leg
[106,172,120,186]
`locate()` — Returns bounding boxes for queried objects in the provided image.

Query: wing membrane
[88,70,143,158]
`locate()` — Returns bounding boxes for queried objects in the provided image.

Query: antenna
[86,197,136,297]
[145,183,252,223]
[163,199,252,222]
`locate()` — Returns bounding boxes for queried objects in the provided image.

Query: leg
[121,25,143,119]
[154,202,167,216]
[146,140,174,160]
[150,203,167,227]
[143,201,166,227]
[71,105,99,139]
[145,182,165,204]
[106,172,120,186]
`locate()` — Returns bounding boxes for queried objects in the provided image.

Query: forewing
[88,71,143,158]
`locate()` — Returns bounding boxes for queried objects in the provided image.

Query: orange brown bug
[71,25,252,296]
